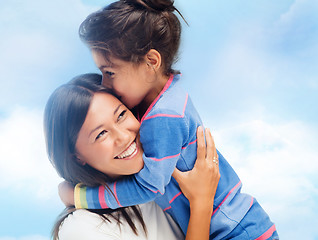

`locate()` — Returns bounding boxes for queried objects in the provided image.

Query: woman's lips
[115,141,138,160]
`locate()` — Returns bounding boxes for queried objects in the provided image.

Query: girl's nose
[101,76,112,89]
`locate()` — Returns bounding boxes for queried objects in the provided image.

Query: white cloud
[0,0,100,111]
[0,0,98,28]
[211,40,274,89]
[0,107,62,201]
[274,0,318,61]
[211,119,318,238]
[279,0,318,25]
[0,0,95,67]
[203,0,318,91]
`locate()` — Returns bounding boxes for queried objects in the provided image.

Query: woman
[44,73,220,239]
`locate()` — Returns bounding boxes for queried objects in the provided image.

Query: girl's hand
[172,126,220,212]
[58,181,75,207]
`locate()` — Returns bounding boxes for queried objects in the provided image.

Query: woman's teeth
[116,142,137,159]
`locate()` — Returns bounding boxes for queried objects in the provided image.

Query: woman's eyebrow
[114,104,123,115]
[88,104,123,138]
[89,124,103,138]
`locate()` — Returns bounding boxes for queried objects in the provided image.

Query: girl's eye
[118,110,127,121]
[96,130,107,140]
[105,71,114,77]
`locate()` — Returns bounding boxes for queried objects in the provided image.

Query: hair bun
[126,0,175,12]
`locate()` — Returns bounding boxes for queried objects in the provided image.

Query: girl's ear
[145,49,162,71]
[74,155,86,166]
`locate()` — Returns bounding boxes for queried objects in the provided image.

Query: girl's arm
[172,127,220,240]
[58,116,186,208]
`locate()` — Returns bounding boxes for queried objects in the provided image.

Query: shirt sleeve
[74,113,189,209]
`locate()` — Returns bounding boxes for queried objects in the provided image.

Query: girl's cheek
[113,82,125,93]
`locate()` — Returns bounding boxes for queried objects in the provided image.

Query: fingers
[205,128,214,160]
[196,126,218,166]
[205,128,219,167]
[196,126,206,162]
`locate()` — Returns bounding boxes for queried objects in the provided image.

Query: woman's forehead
[92,92,121,106]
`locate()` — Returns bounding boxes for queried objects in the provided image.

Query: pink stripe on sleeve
[148,188,164,195]
[169,191,182,204]
[250,197,254,208]
[144,93,189,121]
[254,225,277,240]
[141,74,174,123]
[145,113,183,120]
[182,139,197,149]
[150,153,180,162]
[98,185,108,209]
[163,206,172,211]
[113,181,123,207]
[212,181,242,216]
[181,93,188,115]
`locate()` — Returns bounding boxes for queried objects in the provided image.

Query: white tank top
[58,201,184,240]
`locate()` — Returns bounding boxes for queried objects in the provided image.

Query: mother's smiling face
[75,92,144,179]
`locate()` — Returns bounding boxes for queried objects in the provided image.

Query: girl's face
[75,92,144,179]
[92,50,161,109]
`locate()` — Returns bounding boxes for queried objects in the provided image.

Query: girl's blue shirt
[75,74,278,239]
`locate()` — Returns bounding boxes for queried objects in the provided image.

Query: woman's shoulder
[139,202,184,239]
[58,209,122,240]
[58,202,184,240]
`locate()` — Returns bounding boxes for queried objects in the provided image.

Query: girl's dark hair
[44,73,146,239]
[79,0,185,76]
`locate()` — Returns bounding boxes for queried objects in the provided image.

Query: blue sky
[0,0,317,239]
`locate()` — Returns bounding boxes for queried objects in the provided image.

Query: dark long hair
[44,73,146,239]
[79,0,186,76]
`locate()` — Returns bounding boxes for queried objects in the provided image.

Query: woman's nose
[113,127,129,145]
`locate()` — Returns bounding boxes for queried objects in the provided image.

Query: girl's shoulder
[144,75,190,120]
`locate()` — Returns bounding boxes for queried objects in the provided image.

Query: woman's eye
[96,130,107,140]
[118,110,127,121]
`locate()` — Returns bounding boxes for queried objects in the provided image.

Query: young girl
[62,0,278,239]
[45,73,220,239]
